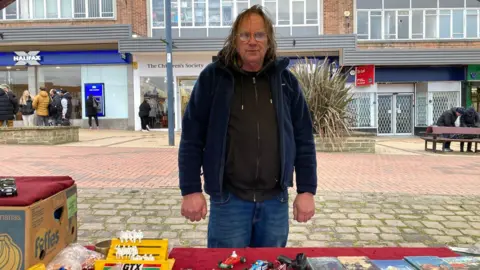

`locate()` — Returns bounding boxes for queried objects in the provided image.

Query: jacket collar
[216,49,290,76]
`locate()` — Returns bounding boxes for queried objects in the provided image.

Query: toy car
[218,251,247,269]
[245,260,274,270]
[0,178,18,197]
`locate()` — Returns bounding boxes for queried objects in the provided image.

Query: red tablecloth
[0,176,75,206]
[168,247,459,270]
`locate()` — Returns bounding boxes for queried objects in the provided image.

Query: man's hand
[293,192,315,223]
[181,192,207,222]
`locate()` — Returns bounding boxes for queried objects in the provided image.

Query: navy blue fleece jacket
[178,56,317,198]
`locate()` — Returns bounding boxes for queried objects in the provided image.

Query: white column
[27,66,37,95]
[133,62,141,131]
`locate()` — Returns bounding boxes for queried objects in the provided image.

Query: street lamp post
[165,0,175,146]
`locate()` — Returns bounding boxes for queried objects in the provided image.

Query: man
[61,90,72,126]
[436,107,464,152]
[459,107,480,152]
[179,5,317,248]
[49,89,63,126]
[0,84,18,127]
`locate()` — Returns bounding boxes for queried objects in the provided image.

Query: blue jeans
[207,190,289,248]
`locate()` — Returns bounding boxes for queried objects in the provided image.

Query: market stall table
[0,176,75,206]
[169,247,459,269]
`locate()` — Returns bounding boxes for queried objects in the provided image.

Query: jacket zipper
[253,76,260,202]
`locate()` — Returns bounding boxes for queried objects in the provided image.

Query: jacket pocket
[209,190,231,205]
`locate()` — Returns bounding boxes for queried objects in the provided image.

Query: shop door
[377,94,413,135]
[177,77,197,127]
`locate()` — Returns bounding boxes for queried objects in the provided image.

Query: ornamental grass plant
[290,58,354,150]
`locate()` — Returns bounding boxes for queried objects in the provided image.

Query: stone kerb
[0,126,80,145]
[315,131,376,153]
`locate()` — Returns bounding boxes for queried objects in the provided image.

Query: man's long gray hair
[220,5,277,67]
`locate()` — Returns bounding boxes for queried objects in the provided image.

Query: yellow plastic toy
[27,263,46,270]
[94,238,175,270]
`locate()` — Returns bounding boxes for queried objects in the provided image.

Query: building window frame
[0,0,116,21]
[355,0,480,41]
[149,0,323,37]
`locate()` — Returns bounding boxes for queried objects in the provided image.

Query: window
[0,67,28,107]
[181,0,193,26]
[466,10,478,37]
[347,92,376,128]
[277,0,289,25]
[194,0,206,26]
[357,11,368,39]
[370,11,382,39]
[356,0,480,40]
[412,10,423,39]
[208,0,220,26]
[37,66,82,120]
[140,77,170,129]
[222,0,233,25]
[264,0,276,23]
[150,0,321,30]
[292,0,304,25]
[152,0,165,27]
[0,0,114,19]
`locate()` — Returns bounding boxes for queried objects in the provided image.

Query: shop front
[346,66,464,136]
[0,50,132,129]
[132,52,214,131]
[466,65,480,112]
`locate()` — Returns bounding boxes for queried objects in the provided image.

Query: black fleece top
[223,61,282,202]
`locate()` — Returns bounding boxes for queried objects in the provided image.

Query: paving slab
[76,188,480,248]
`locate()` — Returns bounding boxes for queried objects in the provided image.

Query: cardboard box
[0,184,78,270]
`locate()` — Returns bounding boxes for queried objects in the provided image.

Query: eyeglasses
[237,32,267,42]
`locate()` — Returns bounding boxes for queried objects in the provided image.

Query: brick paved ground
[1,137,479,248]
[0,145,479,194]
[77,188,480,248]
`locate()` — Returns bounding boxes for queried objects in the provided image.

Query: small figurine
[119,231,130,243]
[130,230,137,243]
[115,245,122,259]
[218,251,247,269]
[137,230,144,243]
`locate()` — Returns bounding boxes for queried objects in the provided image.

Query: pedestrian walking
[139,98,151,132]
[86,94,100,129]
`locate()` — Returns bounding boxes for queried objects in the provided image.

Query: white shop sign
[136,54,212,77]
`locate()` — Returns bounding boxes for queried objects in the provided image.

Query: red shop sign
[355,65,375,86]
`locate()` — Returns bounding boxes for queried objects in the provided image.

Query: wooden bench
[421,126,480,153]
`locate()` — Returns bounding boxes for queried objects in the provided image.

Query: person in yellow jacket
[32,87,50,126]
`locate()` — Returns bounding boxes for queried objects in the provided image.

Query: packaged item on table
[337,256,380,270]
[404,256,453,270]
[306,257,344,270]
[46,243,104,270]
[28,263,47,270]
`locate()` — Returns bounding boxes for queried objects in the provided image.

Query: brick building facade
[0,0,147,36]
[1,0,479,133]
